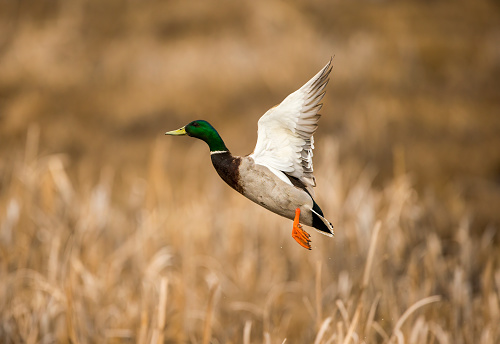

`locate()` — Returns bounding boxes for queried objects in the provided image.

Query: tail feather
[311,201,334,237]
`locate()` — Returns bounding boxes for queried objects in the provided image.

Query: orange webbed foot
[291,208,311,250]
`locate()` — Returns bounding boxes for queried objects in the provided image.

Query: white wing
[250,59,332,196]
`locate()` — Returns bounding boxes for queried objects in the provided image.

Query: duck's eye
[192,122,200,127]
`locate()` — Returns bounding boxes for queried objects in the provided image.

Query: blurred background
[1,0,499,342]
[1,0,499,230]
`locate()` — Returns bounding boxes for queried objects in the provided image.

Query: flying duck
[165,59,334,249]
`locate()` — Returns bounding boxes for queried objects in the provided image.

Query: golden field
[0,0,499,343]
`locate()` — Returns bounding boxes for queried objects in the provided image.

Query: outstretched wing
[250,58,332,196]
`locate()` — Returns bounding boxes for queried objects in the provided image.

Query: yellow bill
[165,127,187,135]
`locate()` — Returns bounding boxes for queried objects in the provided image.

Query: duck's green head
[165,120,228,152]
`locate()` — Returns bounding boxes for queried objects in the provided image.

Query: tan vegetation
[1,0,499,343]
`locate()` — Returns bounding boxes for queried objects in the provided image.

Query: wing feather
[250,58,333,196]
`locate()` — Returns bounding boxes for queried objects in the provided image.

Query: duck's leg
[291,208,311,250]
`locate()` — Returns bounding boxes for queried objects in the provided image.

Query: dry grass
[0,129,498,343]
[1,0,500,343]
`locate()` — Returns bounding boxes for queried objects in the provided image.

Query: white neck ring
[210,150,228,155]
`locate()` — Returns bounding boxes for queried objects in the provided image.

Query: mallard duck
[165,59,334,249]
